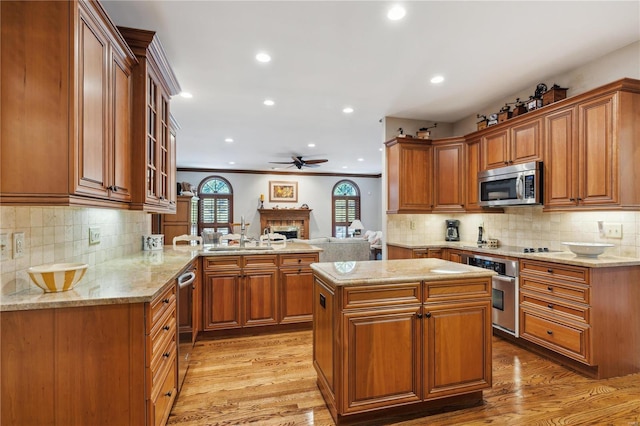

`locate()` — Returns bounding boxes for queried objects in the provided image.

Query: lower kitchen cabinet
[279,253,319,324]
[0,282,178,426]
[387,244,443,260]
[313,274,492,423]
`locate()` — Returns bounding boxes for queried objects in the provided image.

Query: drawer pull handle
[547,286,553,291]
[425,312,432,319]
[165,391,173,397]
[416,313,423,319]
[163,352,170,358]
[547,269,554,274]
[163,325,170,331]
[163,298,170,304]
[547,304,554,309]
[298,269,301,274]
[298,259,302,263]
[547,330,553,335]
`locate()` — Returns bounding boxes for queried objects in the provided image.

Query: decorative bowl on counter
[561,242,614,258]
[27,263,88,292]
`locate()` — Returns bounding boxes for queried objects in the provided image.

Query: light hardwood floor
[169,330,640,425]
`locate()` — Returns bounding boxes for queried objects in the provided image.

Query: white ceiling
[101,1,639,175]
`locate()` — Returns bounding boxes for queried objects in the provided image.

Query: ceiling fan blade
[303,159,328,164]
[269,161,294,164]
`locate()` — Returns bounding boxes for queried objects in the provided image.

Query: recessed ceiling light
[228,161,235,165]
[343,107,354,114]
[357,158,364,162]
[387,5,406,21]
[256,52,271,63]
[179,91,193,98]
[430,75,445,84]
[225,138,234,143]
[379,147,383,152]
[308,143,316,148]
[264,99,275,106]
[342,166,348,169]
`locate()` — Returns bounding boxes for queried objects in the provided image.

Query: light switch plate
[13,232,24,259]
[603,223,622,239]
[89,227,101,245]
[0,233,9,260]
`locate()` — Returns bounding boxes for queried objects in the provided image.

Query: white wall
[453,41,640,135]
[177,171,382,239]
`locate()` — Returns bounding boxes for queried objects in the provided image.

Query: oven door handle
[493,275,516,284]
[178,271,196,289]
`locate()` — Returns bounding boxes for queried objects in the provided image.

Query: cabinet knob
[165,391,173,397]
[504,161,509,165]
[297,269,301,274]
[416,313,423,319]
[425,312,432,318]
[547,269,554,274]
[547,286,553,291]
[577,197,583,201]
[569,198,576,202]
[546,330,553,335]
[547,303,554,309]
[112,186,118,192]
[163,298,170,304]
[163,325,170,331]
[298,259,302,263]
[163,352,170,358]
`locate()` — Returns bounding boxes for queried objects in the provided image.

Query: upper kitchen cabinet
[1,0,137,207]
[481,117,542,170]
[432,138,466,213]
[119,27,181,213]
[386,137,433,213]
[544,79,640,211]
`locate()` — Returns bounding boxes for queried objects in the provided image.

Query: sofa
[293,237,372,262]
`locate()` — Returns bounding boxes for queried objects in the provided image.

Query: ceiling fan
[269,156,328,170]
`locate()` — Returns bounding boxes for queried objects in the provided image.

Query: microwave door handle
[516,175,524,200]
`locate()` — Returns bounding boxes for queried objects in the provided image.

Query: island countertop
[310,258,495,287]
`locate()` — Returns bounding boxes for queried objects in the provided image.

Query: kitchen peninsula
[311,258,495,425]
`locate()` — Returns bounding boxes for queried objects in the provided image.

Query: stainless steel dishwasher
[177,264,197,392]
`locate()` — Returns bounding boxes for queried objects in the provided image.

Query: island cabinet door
[422,300,492,399]
[342,306,422,414]
[202,271,242,330]
[243,269,278,327]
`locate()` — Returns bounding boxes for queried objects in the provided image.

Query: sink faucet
[240,216,246,248]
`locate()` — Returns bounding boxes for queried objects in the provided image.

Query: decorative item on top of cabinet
[542,84,568,106]
[498,104,512,122]
[476,114,488,131]
[416,123,437,139]
[510,98,527,117]
[119,27,181,213]
[0,0,136,207]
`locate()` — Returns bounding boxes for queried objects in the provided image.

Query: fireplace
[270,226,299,240]
[258,208,311,239]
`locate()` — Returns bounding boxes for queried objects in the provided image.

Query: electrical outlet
[13,232,24,259]
[89,227,101,245]
[409,220,416,230]
[603,223,622,239]
[0,233,9,260]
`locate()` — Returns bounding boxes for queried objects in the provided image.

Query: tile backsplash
[387,207,640,258]
[0,206,151,295]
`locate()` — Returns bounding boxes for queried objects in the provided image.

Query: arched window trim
[197,175,234,235]
[332,180,361,238]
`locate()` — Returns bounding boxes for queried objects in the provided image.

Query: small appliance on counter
[445,220,460,241]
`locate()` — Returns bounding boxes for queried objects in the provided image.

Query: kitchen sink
[204,245,274,252]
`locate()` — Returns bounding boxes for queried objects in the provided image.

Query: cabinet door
[157,92,172,208]
[433,142,465,212]
[244,269,278,326]
[423,300,491,399]
[342,307,422,413]
[75,9,110,198]
[202,271,241,330]
[279,268,314,324]
[109,48,133,201]
[465,138,482,211]
[544,108,578,208]
[386,140,433,212]
[510,118,542,165]
[481,129,509,170]
[577,93,618,206]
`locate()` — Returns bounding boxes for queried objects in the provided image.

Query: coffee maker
[445,220,460,241]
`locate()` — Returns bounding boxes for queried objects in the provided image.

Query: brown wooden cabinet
[481,118,542,170]
[386,137,433,213]
[386,244,443,260]
[1,0,136,207]
[464,137,482,211]
[0,281,177,426]
[313,272,492,423]
[544,81,640,210]
[119,27,181,213]
[278,253,319,324]
[432,138,465,212]
[155,195,197,243]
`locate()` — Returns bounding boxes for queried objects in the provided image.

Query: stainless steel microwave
[478,161,542,207]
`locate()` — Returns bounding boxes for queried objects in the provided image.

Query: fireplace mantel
[258,208,312,239]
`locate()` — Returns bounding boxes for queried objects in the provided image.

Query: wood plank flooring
[168,331,640,425]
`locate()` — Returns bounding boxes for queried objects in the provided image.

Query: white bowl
[27,263,88,292]
[561,242,614,258]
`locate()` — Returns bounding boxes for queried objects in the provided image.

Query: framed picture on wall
[269,181,298,202]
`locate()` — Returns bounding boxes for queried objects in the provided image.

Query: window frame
[197,176,234,235]
[332,180,361,238]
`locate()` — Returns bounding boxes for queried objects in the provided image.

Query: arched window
[197,176,233,235]
[332,180,361,238]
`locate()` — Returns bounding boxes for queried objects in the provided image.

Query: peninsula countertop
[1,242,322,312]
[310,258,496,287]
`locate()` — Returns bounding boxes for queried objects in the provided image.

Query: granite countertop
[311,258,495,287]
[1,243,323,312]
[386,241,640,268]
[200,242,322,255]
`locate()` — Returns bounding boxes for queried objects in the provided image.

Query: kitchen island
[311,258,495,425]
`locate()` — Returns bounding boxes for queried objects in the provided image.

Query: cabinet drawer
[150,306,177,366]
[279,253,319,267]
[150,334,177,400]
[244,254,278,269]
[149,358,177,426]
[149,284,176,328]
[520,259,589,285]
[343,283,421,309]
[520,276,589,304]
[520,291,589,323]
[521,309,590,364]
[424,278,491,303]
[202,256,242,271]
